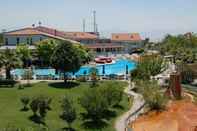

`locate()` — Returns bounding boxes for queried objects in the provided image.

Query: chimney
[54,30,57,36]
[32,24,35,28]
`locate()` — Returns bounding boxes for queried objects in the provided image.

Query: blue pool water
[11,59,136,77]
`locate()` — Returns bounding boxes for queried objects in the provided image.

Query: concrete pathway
[18,80,63,84]
[115,81,145,131]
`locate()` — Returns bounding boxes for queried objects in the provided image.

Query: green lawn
[0,81,130,131]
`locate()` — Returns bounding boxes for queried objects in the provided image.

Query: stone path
[115,81,145,131]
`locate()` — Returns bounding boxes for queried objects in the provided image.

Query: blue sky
[0,0,197,41]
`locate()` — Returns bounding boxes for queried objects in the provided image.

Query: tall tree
[0,49,22,79]
[160,34,197,63]
[36,39,57,67]
[0,33,3,45]
[50,41,90,83]
[16,44,32,67]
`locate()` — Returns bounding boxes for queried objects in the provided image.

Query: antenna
[83,19,86,32]
[93,10,96,33]
[96,24,98,33]
[38,21,42,27]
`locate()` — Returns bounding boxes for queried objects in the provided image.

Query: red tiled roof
[86,43,124,49]
[5,26,98,40]
[111,33,142,41]
[5,27,79,43]
[35,26,73,39]
[64,32,98,40]
[5,28,44,35]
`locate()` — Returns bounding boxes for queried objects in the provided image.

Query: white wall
[4,35,49,45]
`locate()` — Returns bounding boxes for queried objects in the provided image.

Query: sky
[0,0,197,41]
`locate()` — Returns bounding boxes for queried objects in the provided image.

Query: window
[116,36,119,39]
[16,37,20,44]
[26,38,29,44]
[40,37,42,41]
[130,35,134,39]
[30,38,33,45]
[5,38,8,45]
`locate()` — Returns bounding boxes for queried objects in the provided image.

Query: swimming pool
[11,59,136,77]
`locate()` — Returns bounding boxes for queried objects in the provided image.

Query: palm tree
[0,49,22,79]
[16,44,32,68]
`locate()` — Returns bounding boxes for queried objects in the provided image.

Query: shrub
[0,80,17,87]
[77,76,87,82]
[60,96,76,129]
[89,67,99,87]
[101,82,123,107]
[177,62,195,84]
[30,97,40,117]
[20,96,30,111]
[130,55,166,80]
[30,95,52,124]
[137,80,168,111]
[80,88,108,122]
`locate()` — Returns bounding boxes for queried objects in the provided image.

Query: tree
[36,39,57,67]
[20,96,30,111]
[101,82,123,107]
[89,67,99,87]
[0,49,22,79]
[60,96,76,130]
[130,55,166,80]
[160,34,197,63]
[50,41,90,83]
[16,44,32,67]
[0,33,3,44]
[80,88,108,122]
[74,44,93,64]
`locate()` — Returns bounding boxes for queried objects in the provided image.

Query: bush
[136,80,168,111]
[30,97,40,117]
[76,76,87,82]
[177,62,195,84]
[130,55,166,80]
[30,95,52,124]
[80,88,108,122]
[0,80,17,87]
[60,96,76,129]
[89,67,99,87]
[101,82,123,107]
[20,96,30,111]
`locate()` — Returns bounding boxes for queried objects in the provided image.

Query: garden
[0,81,131,131]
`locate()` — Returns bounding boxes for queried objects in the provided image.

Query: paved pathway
[18,80,63,84]
[115,81,145,131]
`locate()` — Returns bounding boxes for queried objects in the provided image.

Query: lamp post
[126,65,128,80]
[102,65,105,75]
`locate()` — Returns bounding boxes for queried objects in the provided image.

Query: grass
[0,81,130,131]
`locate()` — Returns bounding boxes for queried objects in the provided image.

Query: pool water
[11,59,136,77]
